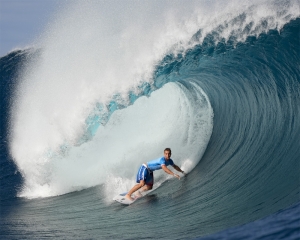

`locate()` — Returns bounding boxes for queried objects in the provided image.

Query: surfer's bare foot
[125,194,135,201]
[134,190,143,198]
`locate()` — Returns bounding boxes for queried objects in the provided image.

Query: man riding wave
[125,148,185,201]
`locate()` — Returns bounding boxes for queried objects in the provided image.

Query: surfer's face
[164,150,171,160]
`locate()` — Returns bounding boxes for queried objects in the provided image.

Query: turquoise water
[1,1,299,239]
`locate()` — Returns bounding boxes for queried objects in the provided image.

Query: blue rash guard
[147,157,174,171]
[136,157,175,186]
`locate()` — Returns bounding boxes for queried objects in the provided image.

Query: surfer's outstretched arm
[172,164,185,175]
[162,165,181,179]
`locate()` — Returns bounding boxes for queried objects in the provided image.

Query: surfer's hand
[174,173,180,180]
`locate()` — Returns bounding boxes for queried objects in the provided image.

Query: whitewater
[1,0,300,239]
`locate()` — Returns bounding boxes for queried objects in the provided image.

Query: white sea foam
[9,0,299,198]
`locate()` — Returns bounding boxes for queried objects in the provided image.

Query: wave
[1,0,299,238]
[8,0,300,199]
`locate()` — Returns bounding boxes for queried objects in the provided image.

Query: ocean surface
[1,1,299,239]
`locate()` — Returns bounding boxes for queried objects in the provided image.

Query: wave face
[1,0,300,239]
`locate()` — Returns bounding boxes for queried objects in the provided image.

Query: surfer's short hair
[164,148,171,153]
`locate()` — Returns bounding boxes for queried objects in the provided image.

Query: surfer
[125,148,185,201]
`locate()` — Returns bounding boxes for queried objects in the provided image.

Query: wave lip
[9,1,300,163]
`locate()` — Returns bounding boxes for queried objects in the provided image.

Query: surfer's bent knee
[138,181,145,187]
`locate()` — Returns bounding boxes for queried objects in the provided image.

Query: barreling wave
[2,0,299,237]
[8,0,300,199]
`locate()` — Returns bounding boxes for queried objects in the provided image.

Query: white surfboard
[113,192,137,205]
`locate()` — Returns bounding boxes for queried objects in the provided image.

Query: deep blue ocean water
[0,2,299,239]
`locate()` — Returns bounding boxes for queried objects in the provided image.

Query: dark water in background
[1,10,300,240]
